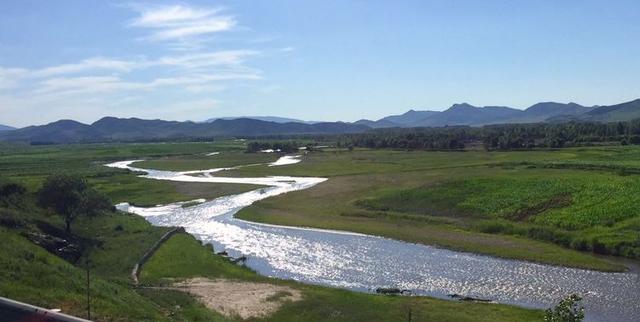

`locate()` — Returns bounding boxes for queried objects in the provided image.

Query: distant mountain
[500,102,594,124]
[379,110,439,127]
[354,119,399,128]
[3,120,95,143]
[580,99,640,122]
[0,124,16,131]
[0,117,369,144]
[413,103,523,127]
[367,100,619,127]
[4,99,640,144]
[205,116,318,124]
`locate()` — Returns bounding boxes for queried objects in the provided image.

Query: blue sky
[1,0,639,127]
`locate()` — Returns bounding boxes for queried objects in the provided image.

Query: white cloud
[129,4,236,42]
[0,67,29,89]
[154,50,258,69]
[32,57,137,78]
[32,71,261,98]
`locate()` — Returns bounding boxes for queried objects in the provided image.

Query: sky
[0,0,639,127]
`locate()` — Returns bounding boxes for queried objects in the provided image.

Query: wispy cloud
[129,4,236,42]
[0,3,293,127]
[0,67,28,89]
[32,57,137,78]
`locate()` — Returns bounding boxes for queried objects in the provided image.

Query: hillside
[379,110,440,127]
[367,100,639,127]
[582,99,640,122]
[0,117,369,144]
[354,119,399,128]
[0,124,15,131]
[206,116,316,124]
[416,103,523,126]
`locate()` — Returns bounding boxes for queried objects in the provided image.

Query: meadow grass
[1,142,636,320]
[0,141,258,205]
[230,147,640,269]
[132,151,279,171]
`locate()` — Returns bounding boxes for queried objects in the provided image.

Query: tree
[37,175,112,234]
[544,294,585,322]
[0,182,27,207]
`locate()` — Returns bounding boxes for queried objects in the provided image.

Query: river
[106,158,639,322]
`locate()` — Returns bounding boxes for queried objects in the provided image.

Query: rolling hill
[205,116,317,124]
[0,117,369,144]
[3,99,639,144]
[579,99,640,122]
[414,103,523,127]
[0,124,16,131]
[365,100,637,127]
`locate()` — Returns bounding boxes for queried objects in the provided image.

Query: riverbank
[114,157,639,321]
[226,148,638,271]
[139,231,545,321]
[0,142,544,321]
[138,147,637,270]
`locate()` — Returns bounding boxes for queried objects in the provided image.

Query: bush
[544,294,585,322]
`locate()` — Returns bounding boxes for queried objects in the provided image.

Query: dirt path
[169,278,302,319]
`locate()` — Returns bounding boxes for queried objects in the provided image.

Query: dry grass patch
[170,278,302,319]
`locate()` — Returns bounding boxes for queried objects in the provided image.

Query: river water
[106,158,640,322]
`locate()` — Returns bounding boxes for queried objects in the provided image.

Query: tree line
[331,120,640,151]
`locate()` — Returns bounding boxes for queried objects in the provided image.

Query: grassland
[133,152,280,171]
[0,141,259,205]
[213,147,640,270]
[0,141,546,321]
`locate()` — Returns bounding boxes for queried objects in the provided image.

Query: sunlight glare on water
[107,158,640,322]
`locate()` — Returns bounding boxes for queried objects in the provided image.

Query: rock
[24,231,81,262]
[448,294,492,302]
[376,288,402,295]
[231,255,247,264]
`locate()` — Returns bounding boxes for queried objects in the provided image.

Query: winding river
[106,157,640,322]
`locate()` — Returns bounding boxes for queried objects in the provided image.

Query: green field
[219,147,640,270]
[0,140,544,321]
[3,141,640,320]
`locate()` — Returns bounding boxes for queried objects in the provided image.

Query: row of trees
[482,120,640,150]
[336,127,471,150]
[332,120,640,151]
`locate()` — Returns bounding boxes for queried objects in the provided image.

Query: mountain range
[355,99,640,128]
[0,117,367,144]
[205,116,319,124]
[1,98,639,144]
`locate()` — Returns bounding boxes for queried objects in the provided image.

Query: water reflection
[108,159,639,322]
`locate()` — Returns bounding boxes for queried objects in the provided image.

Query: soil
[169,278,302,319]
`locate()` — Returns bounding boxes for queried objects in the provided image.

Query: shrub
[544,294,585,322]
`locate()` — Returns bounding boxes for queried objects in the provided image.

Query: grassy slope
[140,233,543,322]
[0,227,167,321]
